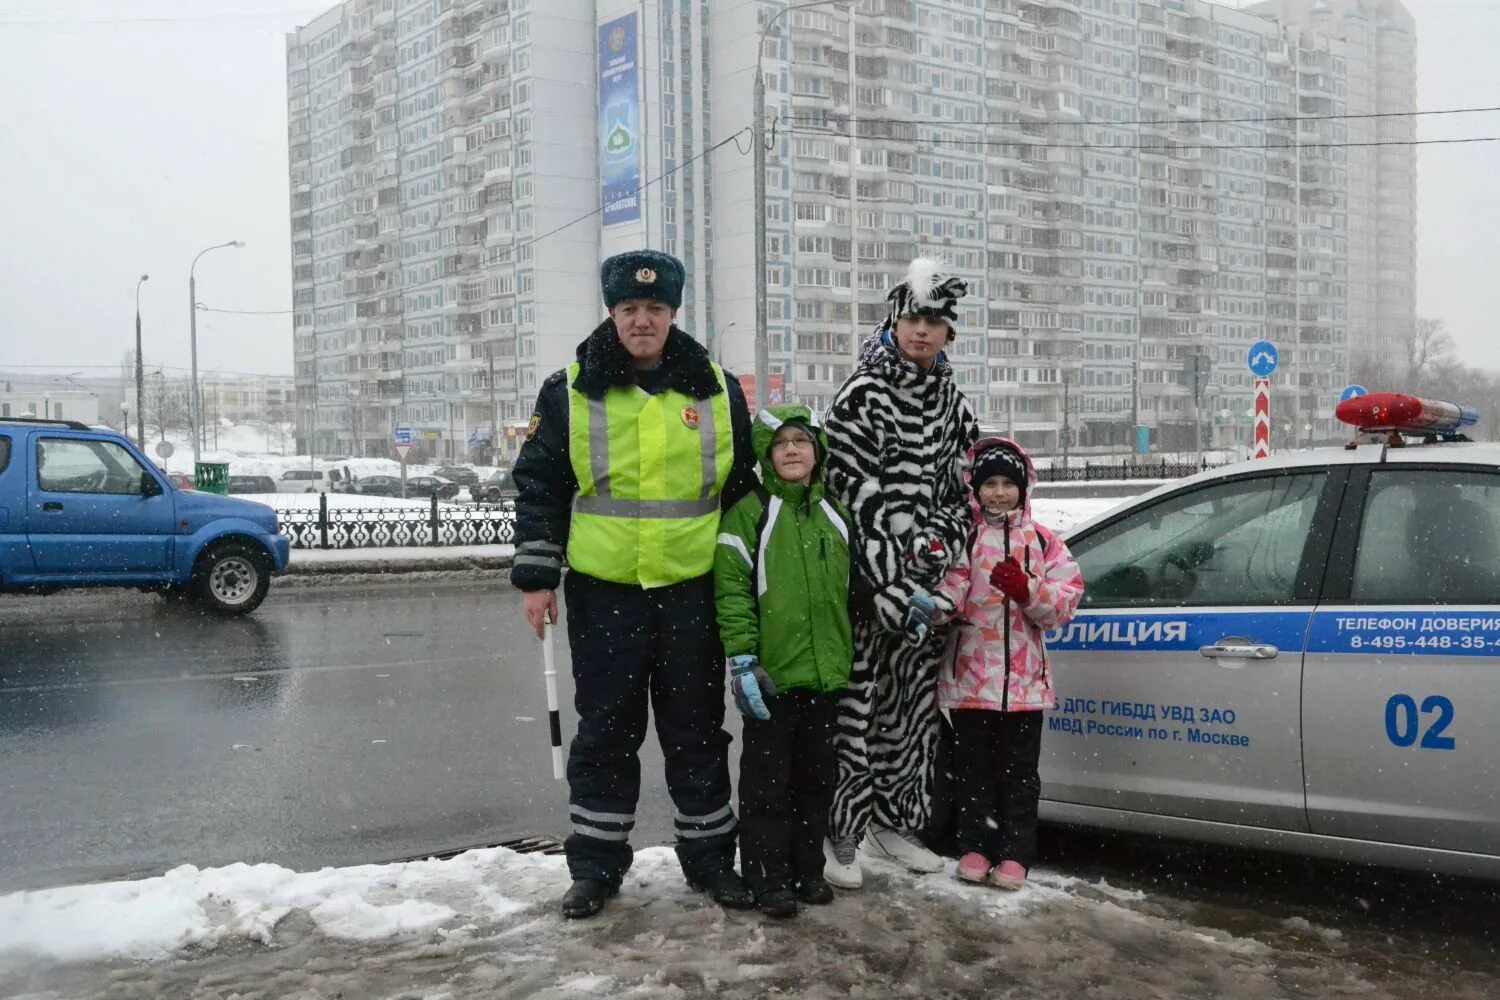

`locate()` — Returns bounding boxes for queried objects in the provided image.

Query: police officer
[511,250,759,919]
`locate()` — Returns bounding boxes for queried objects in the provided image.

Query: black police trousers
[561,570,737,886]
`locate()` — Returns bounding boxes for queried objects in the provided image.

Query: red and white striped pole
[1253,378,1271,459]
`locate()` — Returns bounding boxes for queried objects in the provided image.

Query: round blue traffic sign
[1247,341,1279,378]
[1339,385,1368,403]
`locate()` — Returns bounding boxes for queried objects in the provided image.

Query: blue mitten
[904,587,937,644]
[728,655,778,721]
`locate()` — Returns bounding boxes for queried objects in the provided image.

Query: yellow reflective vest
[566,362,734,588]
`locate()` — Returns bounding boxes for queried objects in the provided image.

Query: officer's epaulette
[542,369,569,390]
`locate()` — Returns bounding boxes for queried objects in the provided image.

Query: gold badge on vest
[680,405,700,430]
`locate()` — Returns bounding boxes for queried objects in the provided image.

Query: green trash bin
[194,462,230,495]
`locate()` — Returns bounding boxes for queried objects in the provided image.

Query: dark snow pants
[952,708,1043,869]
[562,570,737,887]
[737,689,840,896]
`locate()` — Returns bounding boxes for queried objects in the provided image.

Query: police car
[1039,393,1500,879]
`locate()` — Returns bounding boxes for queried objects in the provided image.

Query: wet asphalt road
[3,576,1500,993]
[0,576,694,893]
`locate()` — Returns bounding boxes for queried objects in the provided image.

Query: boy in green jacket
[714,403,853,918]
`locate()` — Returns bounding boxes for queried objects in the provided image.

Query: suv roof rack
[0,416,92,431]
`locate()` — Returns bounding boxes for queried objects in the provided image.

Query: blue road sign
[1339,385,1368,403]
[393,424,413,445]
[1248,341,1279,378]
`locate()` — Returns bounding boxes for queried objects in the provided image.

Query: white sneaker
[823,836,863,890]
[864,824,945,874]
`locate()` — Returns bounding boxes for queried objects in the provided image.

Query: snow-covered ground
[1031,496,1132,534]
[286,545,515,570]
[0,844,1439,999]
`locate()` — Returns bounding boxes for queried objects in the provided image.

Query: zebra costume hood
[885,257,969,341]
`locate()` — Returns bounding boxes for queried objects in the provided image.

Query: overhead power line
[178,127,751,321]
[0,9,322,26]
[198,304,295,315]
[784,130,1500,152]
[319,127,753,302]
[783,104,1500,130]
[3,364,293,379]
[112,128,752,327]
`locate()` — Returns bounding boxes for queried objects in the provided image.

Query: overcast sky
[1,0,1496,385]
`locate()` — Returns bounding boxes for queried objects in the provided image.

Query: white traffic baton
[542,616,565,780]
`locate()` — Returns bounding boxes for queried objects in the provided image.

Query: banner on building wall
[737,374,786,416]
[598,13,642,226]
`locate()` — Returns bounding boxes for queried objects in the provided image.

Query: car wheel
[193,541,271,615]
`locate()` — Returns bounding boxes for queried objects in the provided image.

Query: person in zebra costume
[821,258,980,888]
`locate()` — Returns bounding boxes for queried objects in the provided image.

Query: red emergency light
[1335,392,1479,435]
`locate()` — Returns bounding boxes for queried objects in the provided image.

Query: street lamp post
[189,240,244,463]
[754,0,849,411]
[135,274,149,449]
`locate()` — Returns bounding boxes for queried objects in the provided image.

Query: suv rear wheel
[193,541,272,615]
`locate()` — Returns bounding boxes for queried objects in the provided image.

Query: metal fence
[1035,460,1223,483]
[278,493,516,549]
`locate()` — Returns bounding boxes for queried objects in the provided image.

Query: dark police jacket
[509,319,758,592]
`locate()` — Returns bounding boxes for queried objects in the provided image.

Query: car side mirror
[141,472,163,497]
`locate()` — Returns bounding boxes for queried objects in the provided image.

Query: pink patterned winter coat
[935,437,1084,713]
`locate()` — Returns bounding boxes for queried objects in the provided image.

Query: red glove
[989,559,1032,606]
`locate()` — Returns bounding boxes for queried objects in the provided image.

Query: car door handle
[1200,638,1278,660]
[40,501,64,512]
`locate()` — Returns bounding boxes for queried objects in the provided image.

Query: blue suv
[0,419,289,615]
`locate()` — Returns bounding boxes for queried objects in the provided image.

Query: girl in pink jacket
[935,437,1083,889]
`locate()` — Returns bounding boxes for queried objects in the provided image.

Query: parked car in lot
[166,471,196,491]
[350,475,404,498]
[1038,393,1500,880]
[472,467,517,505]
[228,474,278,495]
[433,464,479,487]
[328,466,356,493]
[276,469,327,493]
[0,418,289,614]
[404,475,461,500]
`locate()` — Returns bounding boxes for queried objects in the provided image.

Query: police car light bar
[1335,391,1480,434]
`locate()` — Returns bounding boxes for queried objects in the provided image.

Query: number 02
[1384,694,1456,751]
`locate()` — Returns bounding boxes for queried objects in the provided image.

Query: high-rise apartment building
[1249,0,1417,371]
[289,0,1411,458]
[713,0,1359,451]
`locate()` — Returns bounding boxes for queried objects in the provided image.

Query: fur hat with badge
[885,258,969,343]
[601,250,686,311]
[970,443,1029,501]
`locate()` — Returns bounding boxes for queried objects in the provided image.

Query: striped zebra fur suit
[823,328,979,844]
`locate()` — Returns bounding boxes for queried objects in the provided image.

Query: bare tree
[147,375,192,441]
[1407,318,1454,393]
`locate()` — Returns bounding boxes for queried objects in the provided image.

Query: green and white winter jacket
[713,404,853,694]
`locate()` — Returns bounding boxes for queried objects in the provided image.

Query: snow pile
[0,846,1344,999]
[0,848,535,965]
